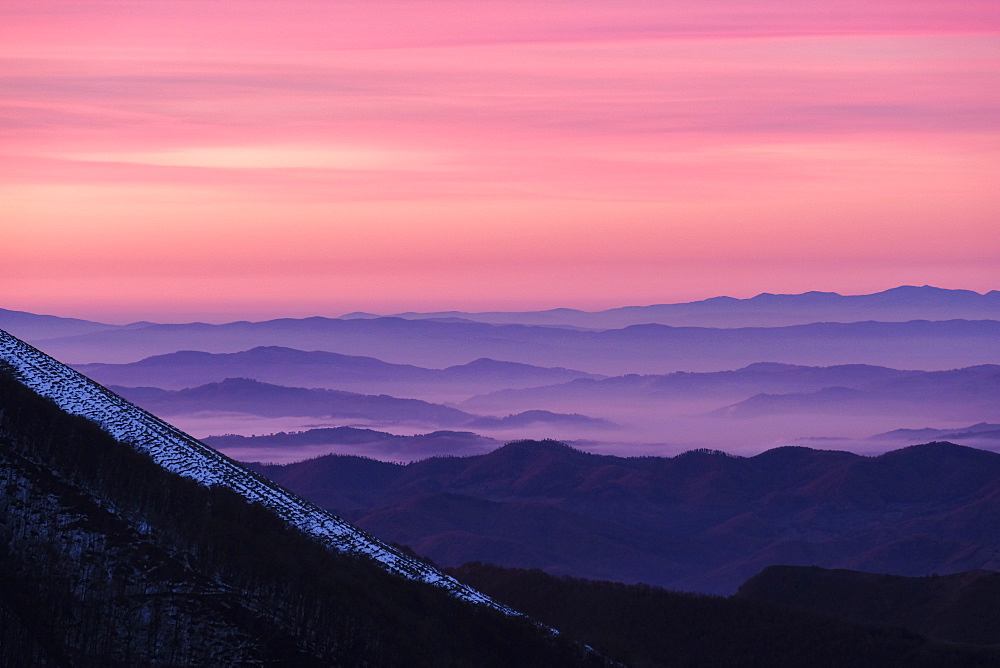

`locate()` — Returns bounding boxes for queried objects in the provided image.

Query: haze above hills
[3,285,998,458]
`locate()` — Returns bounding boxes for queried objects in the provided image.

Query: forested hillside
[0,364,603,666]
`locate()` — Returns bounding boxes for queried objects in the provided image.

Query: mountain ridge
[248,439,1000,594]
[343,285,1000,328]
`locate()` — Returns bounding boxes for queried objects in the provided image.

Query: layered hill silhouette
[0,331,603,665]
[249,439,1000,595]
[710,365,1000,420]
[74,346,600,400]
[204,427,500,463]
[463,361,914,409]
[24,314,1000,374]
[110,378,611,432]
[10,287,1000,343]
[111,377,477,426]
[462,363,1000,429]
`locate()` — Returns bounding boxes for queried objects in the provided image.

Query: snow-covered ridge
[0,329,515,615]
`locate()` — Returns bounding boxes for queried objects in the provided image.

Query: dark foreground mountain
[737,566,1000,646]
[447,562,1000,667]
[0,330,601,666]
[249,439,1000,595]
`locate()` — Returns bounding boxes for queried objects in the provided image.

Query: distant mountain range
[14,316,1000,374]
[248,439,1000,595]
[9,287,1000,345]
[346,285,1000,328]
[6,286,1000,374]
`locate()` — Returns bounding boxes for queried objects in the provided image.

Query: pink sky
[2,0,998,322]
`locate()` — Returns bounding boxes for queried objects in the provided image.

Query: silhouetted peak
[487,439,580,461]
[751,445,857,467]
[452,358,528,369]
[214,376,271,387]
[675,447,738,459]
[739,362,808,371]
[243,345,315,356]
[752,445,818,458]
[871,285,989,305]
[136,349,217,364]
[749,290,842,304]
[877,440,999,463]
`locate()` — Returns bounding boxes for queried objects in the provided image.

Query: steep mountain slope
[0,329,510,609]
[0,355,602,666]
[249,440,1000,594]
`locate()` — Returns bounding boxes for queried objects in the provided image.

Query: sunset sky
[2,0,998,322]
